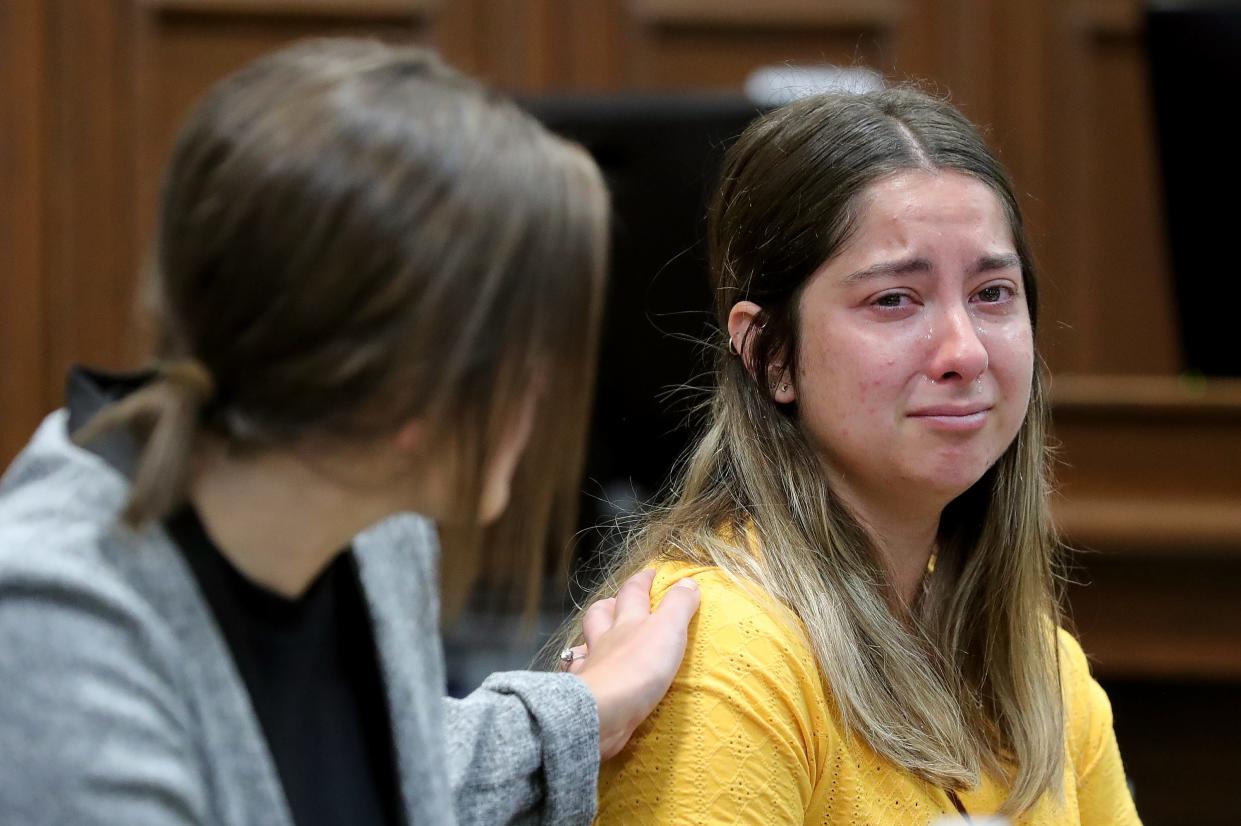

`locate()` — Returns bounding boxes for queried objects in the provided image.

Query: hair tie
[159,358,215,405]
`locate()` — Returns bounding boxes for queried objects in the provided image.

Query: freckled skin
[791,170,1034,512]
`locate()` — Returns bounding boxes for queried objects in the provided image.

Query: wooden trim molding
[632,0,904,29]
[137,0,439,19]
[1052,373,1241,418]
[1054,496,1241,556]
[1051,373,1241,556]
[1069,0,1141,40]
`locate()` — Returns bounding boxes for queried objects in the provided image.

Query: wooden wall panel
[0,0,1194,423]
[2,0,465,464]
[44,0,139,394]
[0,0,52,463]
[0,0,1212,473]
[1042,1,1178,374]
[548,0,630,92]
[1051,374,1241,679]
[626,0,910,91]
[127,0,444,311]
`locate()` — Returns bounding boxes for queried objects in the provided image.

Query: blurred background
[1,1,1238,823]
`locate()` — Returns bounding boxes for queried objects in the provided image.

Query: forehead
[846,169,1012,248]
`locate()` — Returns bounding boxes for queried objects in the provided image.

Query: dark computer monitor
[1146,1,1241,375]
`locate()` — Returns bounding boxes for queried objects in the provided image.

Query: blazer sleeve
[444,670,600,826]
[596,567,827,826]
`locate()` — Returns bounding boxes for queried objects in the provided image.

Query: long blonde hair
[558,88,1064,814]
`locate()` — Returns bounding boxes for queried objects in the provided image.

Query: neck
[189,443,406,598]
[831,477,943,607]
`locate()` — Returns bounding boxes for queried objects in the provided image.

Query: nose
[926,304,988,383]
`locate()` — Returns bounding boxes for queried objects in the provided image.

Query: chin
[914,461,996,504]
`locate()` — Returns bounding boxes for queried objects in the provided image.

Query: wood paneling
[137,0,437,15]
[626,0,909,91]
[4,0,1192,463]
[1,0,460,462]
[1052,374,1241,553]
[45,1,139,393]
[0,0,52,462]
[631,0,905,28]
[127,0,442,290]
[1042,1,1178,374]
[1068,553,1241,680]
[1052,374,1241,680]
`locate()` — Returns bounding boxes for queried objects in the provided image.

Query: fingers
[564,645,590,675]
[581,597,616,648]
[653,578,700,630]
[613,568,657,624]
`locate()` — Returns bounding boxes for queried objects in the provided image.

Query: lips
[907,404,993,417]
[907,404,993,431]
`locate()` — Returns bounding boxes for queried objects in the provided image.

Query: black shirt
[167,507,406,826]
[67,366,406,826]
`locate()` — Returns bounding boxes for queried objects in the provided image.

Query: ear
[392,418,428,454]
[726,300,795,403]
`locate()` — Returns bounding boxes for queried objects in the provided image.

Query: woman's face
[790,170,1034,509]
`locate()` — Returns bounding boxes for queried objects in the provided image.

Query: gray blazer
[0,411,598,825]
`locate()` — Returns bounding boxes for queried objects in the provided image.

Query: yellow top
[597,563,1142,825]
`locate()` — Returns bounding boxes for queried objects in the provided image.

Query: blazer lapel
[354,513,455,826]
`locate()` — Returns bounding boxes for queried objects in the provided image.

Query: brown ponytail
[74,359,215,527]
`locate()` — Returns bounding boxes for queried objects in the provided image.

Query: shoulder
[650,561,804,633]
[646,561,832,758]
[0,419,212,821]
[0,505,184,698]
[650,561,820,683]
[0,416,191,723]
[0,410,127,521]
[1056,627,1103,711]
[0,407,182,623]
[0,524,204,822]
[0,410,134,588]
[596,563,831,822]
[1056,627,1090,675]
[0,453,154,636]
[1056,628,1115,771]
[1055,629,1143,821]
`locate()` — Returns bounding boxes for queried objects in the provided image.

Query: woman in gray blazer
[0,39,699,826]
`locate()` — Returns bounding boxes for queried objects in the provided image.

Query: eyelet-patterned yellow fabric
[596,563,1142,825]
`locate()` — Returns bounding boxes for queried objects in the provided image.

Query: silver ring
[559,647,585,664]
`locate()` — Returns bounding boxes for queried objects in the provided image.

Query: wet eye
[975,284,1014,304]
[873,293,911,308]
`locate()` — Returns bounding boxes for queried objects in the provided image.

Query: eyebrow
[842,252,1021,283]
[843,257,931,283]
[975,252,1022,273]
